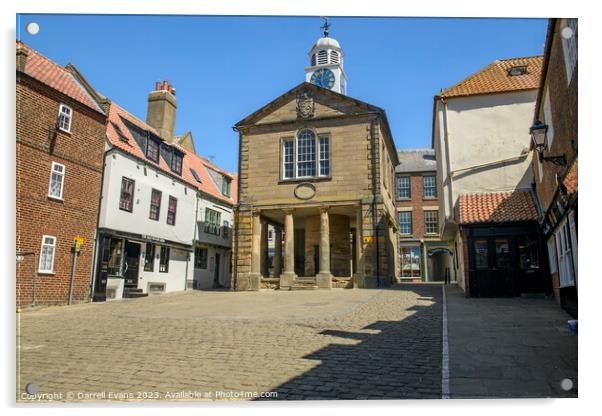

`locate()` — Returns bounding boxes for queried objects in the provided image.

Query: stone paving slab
[445,285,578,399]
[16,284,443,402]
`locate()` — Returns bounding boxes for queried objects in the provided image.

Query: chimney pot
[155,81,161,90]
[162,80,168,91]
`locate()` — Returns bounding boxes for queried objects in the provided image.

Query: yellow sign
[73,236,85,252]
[363,236,374,244]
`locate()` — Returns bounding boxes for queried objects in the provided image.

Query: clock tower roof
[310,36,341,52]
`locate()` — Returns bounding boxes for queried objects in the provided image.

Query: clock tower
[305,18,347,95]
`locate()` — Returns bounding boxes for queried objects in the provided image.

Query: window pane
[424,211,438,234]
[397,176,410,199]
[400,246,421,278]
[144,243,155,272]
[398,212,412,235]
[319,136,330,176]
[474,239,489,269]
[283,140,294,179]
[149,189,161,220]
[49,170,63,198]
[297,129,316,177]
[167,196,177,225]
[518,236,539,270]
[159,246,170,273]
[146,138,160,162]
[119,178,134,211]
[107,238,123,275]
[423,175,436,198]
[195,246,208,269]
[171,153,182,175]
[495,239,511,269]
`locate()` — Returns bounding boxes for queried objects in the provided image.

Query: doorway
[213,253,221,288]
[123,241,141,288]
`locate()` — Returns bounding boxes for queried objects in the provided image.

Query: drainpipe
[187,190,201,291]
[439,98,455,224]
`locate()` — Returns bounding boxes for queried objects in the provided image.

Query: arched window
[330,50,339,64]
[311,54,316,66]
[297,129,316,177]
[317,50,328,65]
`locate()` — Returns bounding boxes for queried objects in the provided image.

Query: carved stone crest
[296,88,315,119]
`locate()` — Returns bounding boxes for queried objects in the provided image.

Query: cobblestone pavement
[446,285,578,398]
[17,284,443,402]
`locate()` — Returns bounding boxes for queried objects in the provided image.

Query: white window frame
[560,18,578,86]
[47,162,65,200]
[38,235,56,274]
[281,130,330,180]
[547,236,557,274]
[398,211,412,236]
[423,175,437,198]
[424,210,439,235]
[397,176,411,199]
[555,219,575,288]
[57,104,72,133]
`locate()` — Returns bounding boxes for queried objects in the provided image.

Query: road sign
[73,236,85,246]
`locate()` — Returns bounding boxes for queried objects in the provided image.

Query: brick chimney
[16,43,29,73]
[146,79,177,142]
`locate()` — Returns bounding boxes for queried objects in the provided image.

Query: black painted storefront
[464,222,550,297]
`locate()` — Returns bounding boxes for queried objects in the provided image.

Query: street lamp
[530,120,567,166]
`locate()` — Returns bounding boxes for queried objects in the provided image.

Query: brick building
[530,19,578,317]
[16,42,107,306]
[232,30,399,290]
[395,149,452,282]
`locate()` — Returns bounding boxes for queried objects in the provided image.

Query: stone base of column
[279,272,296,290]
[359,275,379,289]
[248,273,261,291]
[316,272,333,289]
[352,273,364,289]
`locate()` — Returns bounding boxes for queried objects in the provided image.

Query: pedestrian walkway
[445,285,577,398]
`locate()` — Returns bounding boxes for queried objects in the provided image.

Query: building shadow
[256,284,443,400]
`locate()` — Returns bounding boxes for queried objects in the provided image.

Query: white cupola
[305,19,347,95]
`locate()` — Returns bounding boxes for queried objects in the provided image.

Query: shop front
[92,229,192,301]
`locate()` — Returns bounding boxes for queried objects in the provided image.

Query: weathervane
[320,16,330,37]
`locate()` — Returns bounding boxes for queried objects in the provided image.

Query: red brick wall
[395,171,439,239]
[16,74,106,306]
[532,19,578,213]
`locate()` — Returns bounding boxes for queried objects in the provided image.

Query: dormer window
[171,151,183,175]
[507,65,528,76]
[146,137,160,163]
[222,176,232,197]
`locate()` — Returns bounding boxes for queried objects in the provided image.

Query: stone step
[123,292,149,298]
[291,279,318,290]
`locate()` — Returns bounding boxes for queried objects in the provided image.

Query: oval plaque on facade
[294,182,316,200]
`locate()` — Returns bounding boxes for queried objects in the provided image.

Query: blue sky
[17,15,547,172]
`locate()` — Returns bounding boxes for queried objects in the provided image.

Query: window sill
[423,197,438,201]
[37,271,55,276]
[119,207,133,213]
[396,197,411,201]
[399,234,414,238]
[47,195,64,202]
[278,177,332,185]
[58,128,72,135]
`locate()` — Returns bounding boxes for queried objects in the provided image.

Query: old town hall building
[232,26,399,290]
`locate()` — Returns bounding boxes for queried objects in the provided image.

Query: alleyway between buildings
[17,284,576,402]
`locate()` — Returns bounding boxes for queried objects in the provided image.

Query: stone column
[248,210,261,290]
[280,209,296,290]
[316,206,333,289]
[260,219,268,277]
[273,226,282,278]
[353,206,364,288]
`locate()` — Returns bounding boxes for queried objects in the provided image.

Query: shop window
[159,246,170,273]
[195,246,208,269]
[518,236,540,270]
[495,239,511,269]
[144,243,155,272]
[474,239,488,269]
[400,246,421,278]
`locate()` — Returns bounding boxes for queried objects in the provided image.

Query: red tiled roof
[459,191,539,224]
[106,102,237,205]
[439,56,543,98]
[563,159,578,195]
[17,41,103,113]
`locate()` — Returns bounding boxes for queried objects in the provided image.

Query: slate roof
[17,41,104,113]
[439,56,543,99]
[395,149,436,173]
[106,102,237,205]
[459,191,539,225]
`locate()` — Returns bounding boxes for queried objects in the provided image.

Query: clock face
[310,68,335,89]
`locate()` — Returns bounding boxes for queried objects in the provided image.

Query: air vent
[507,65,528,76]
[311,54,316,66]
[330,50,339,64]
[317,50,328,65]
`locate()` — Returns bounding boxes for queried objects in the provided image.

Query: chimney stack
[16,43,29,73]
[146,79,177,143]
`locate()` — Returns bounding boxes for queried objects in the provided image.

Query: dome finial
[320,16,330,37]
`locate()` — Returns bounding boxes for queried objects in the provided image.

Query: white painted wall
[435,90,537,224]
[98,149,196,294]
[192,195,234,289]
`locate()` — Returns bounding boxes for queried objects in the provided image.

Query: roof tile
[459,191,538,224]
[440,56,543,98]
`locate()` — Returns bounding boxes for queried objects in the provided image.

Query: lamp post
[530,120,567,166]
